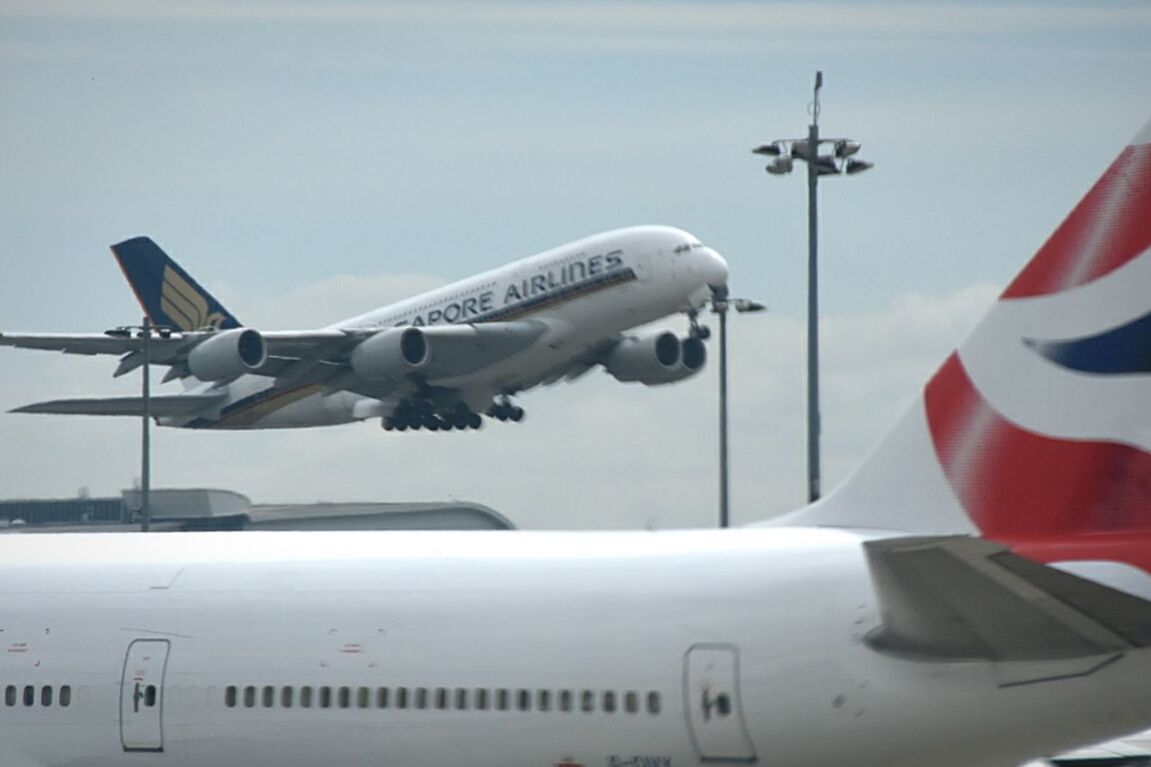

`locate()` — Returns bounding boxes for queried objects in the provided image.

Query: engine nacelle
[187,328,267,381]
[601,330,690,385]
[350,327,430,381]
[604,332,706,385]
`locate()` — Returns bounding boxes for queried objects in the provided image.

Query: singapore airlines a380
[0,225,729,431]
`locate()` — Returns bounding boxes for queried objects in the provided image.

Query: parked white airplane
[1,119,1151,767]
[0,226,729,430]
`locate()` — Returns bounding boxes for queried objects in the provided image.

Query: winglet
[111,237,241,332]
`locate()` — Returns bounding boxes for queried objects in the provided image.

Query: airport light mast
[713,295,766,528]
[105,318,171,532]
[753,70,872,503]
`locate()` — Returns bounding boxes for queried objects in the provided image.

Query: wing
[411,321,548,380]
[3,323,551,395]
[12,392,227,417]
[0,329,363,380]
[0,331,181,357]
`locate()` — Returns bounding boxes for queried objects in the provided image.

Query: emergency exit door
[121,639,170,752]
[684,644,758,763]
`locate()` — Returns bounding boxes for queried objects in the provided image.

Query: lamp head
[812,156,840,176]
[765,156,794,175]
[834,140,861,158]
[752,143,783,157]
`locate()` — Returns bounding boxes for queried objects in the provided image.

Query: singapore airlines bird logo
[160,265,227,331]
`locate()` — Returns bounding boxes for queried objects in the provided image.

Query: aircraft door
[120,639,170,752]
[684,644,758,763]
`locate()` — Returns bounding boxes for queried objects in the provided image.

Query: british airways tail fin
[771,118,1151,555]
[111,237,242,332]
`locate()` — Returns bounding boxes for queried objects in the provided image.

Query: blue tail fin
[111,237,242,331]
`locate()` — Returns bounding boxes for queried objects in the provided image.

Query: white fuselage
[3,528,1151,767]
[171,226,725,429]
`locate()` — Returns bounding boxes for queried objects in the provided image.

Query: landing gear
[380,394,526,431]
[382,399,484,432]
[687,308,711,340]
[487,396,525,423]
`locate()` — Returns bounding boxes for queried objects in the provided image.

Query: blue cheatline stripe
[470,267,637,323]
[1028,308,1151,374]
[180,268,639,428]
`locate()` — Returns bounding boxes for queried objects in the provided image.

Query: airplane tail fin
[771,118,1151,562]
[111,237,242,332]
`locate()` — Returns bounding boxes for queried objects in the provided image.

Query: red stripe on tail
[924,352,1151,538]
[1003,144,1151,299]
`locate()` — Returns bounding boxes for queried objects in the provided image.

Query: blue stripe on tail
[1027,309,1151,375]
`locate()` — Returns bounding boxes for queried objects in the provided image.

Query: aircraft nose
[699,247,730,293]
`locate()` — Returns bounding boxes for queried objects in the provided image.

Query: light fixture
[845,158,874,175]
[790,139,814,161]
[834,140,861,158]
[812,156,840,176]
[765,156,794,175]
[752,143,783,157]
[731,299,767,313]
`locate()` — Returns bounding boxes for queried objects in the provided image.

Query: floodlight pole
[713,297,766,529]
[754,71,871,504]
[806,72,823,503]
[717,300,730,528]
[140,315,151,532]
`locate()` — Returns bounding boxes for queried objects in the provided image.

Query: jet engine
[350,327,430,380]
[603,331,706,385]
[187,328,267,381]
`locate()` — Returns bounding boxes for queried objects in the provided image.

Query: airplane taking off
[0,118,1150,767]
[0,226,729,431]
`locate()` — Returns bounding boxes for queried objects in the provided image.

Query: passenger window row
[3,684,72,708]
[224,684,661,716]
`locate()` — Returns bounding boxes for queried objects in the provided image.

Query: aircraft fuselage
[2,529,1149,767]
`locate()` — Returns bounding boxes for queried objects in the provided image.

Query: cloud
[3,2,1149,57]
[244,273,447,328]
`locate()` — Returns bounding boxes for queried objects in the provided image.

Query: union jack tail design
[774,118,1151,569]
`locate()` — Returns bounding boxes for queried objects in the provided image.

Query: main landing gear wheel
[487,398,525,423]
[382,400,484,432]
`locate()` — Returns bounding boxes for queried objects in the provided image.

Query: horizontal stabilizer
[865,536,1151,662]
[11,393,225,417]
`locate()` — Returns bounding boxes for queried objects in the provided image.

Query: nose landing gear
[687,308,711,340]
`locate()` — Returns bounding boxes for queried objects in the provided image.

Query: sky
[1,1,1149,529]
